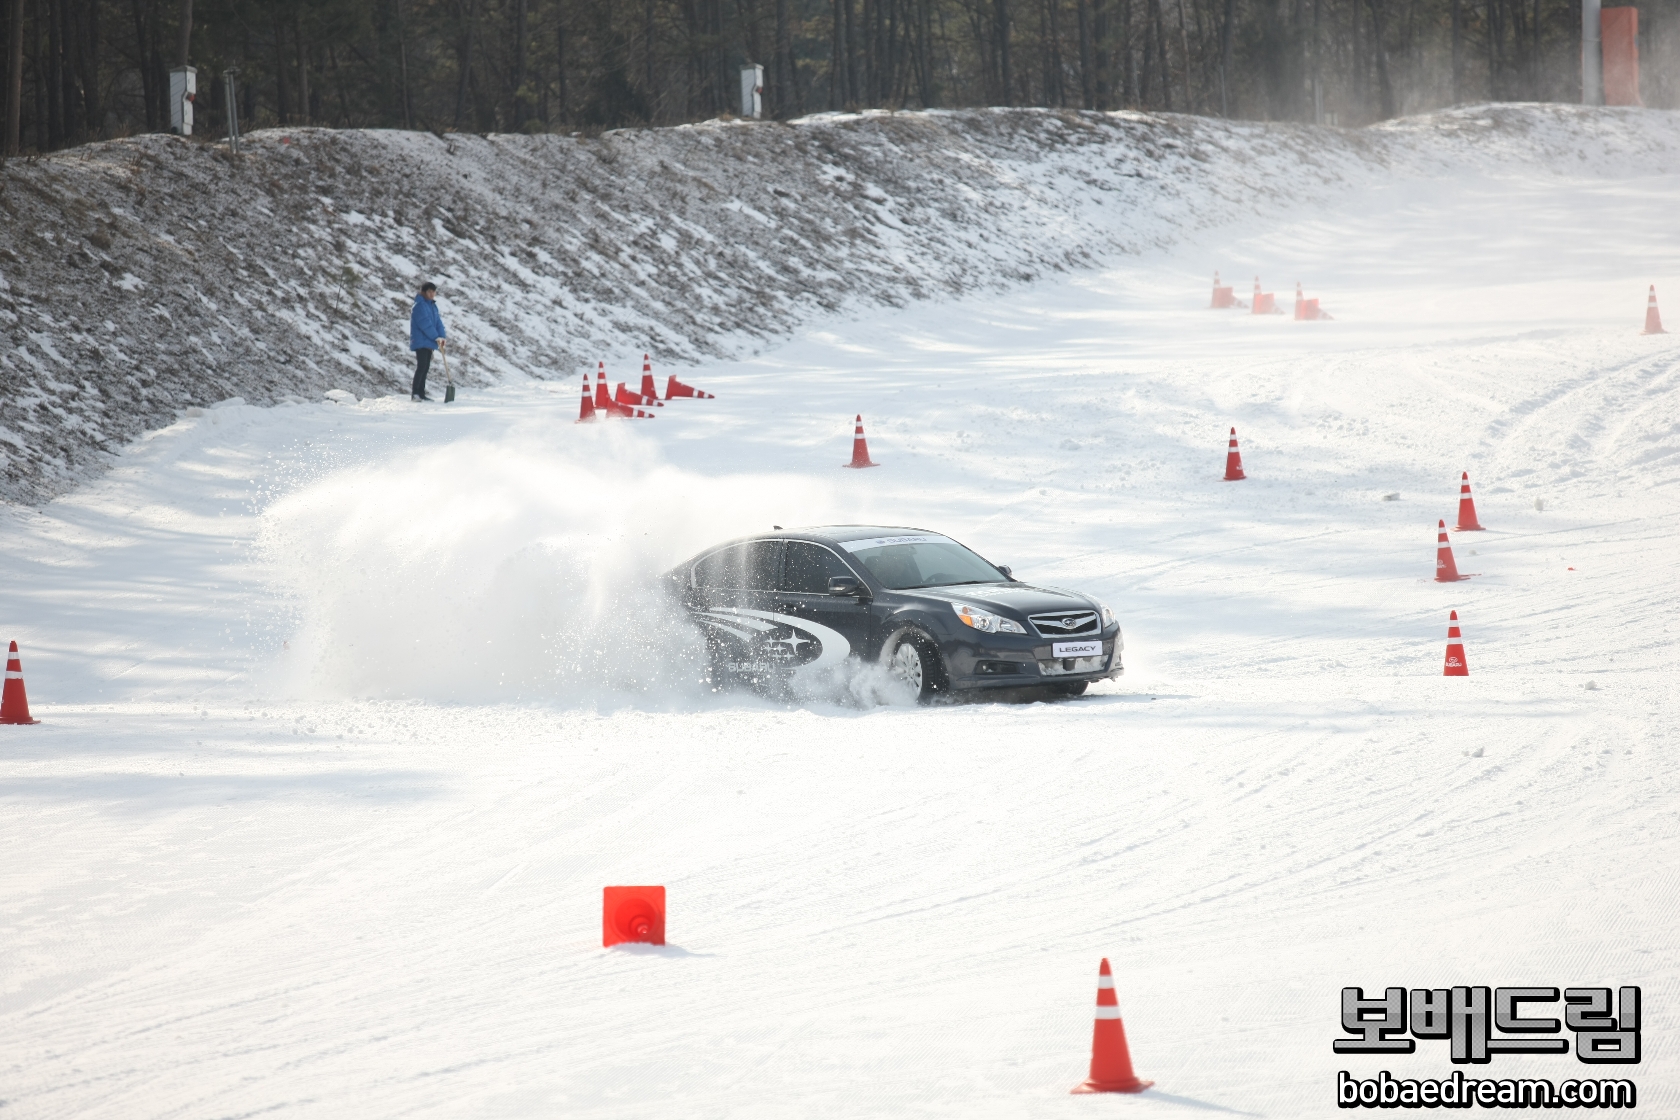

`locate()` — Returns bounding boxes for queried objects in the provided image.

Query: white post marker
[169,65,197,135]
[224,69,241,153]
[1582,0,1603,105]
[740,64,764,119]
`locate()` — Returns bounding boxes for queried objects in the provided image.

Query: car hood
[911,583,1100,618]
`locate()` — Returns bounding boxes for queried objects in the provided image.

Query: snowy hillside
[3,104,1679,503]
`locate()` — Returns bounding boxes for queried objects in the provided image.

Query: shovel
[438,342,456,403]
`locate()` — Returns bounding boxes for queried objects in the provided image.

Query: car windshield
[840,534,1006,590]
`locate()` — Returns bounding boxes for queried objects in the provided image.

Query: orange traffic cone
[2,642,40,724]
[603,886,666,947]
[844,415,879,469]
[594,362,614,411]
[1251,276,1276,315]
[576,373,596,423]
[665,374,715,400]
[1443,610,1468,676]
[1211,270,1236,309]
[1642,286,1666,335]
[1294,281,1323,321]
[1071,959,1153,1094]
[1453,472,1484,531]
[591,367,651,418]
[1223,427,1246,481]
[1435,520,1467,583]
[640,354,661,402]
[616,381,660,409]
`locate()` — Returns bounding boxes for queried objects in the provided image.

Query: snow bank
[2,103,1677,503]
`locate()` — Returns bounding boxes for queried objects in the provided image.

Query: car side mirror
[998,565,1013,580]
[828,575,866,597]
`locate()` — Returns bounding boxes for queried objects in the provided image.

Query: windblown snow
[0,104,1677,1118]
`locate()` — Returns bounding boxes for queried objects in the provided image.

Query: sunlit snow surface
[2,116,1678,1117]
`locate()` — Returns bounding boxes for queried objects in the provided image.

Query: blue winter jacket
[409,294,447,351]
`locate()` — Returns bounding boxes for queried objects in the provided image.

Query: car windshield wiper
[904,579,994,589]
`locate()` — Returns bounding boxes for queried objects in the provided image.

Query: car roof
[782,525,937,544]
[675,527,943,568]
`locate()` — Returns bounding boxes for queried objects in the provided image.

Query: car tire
[1045,681,1088,698]
[882,631,947,704]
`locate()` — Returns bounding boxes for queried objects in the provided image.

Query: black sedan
[661,526,1123,702]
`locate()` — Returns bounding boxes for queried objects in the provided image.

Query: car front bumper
[944,628,1124,691]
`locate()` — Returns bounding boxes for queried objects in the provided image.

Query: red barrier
[1602,7,1642,106]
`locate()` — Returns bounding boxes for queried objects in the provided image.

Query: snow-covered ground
[1,108,1678,1117]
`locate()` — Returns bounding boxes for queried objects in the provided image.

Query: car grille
[1029,611,1100,637]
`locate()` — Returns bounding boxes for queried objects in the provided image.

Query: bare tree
[4,0,22,152]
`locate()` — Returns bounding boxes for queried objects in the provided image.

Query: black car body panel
[662,526,1124,694]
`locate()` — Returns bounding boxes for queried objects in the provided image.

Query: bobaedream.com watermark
[1335,986,1640,1109]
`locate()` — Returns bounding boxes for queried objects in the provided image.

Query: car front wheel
[883,632,945,704]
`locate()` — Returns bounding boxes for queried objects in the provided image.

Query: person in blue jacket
[409,282,447,401]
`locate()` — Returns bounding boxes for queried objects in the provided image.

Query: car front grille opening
[974,660,1023,675]
[1029,611,1100,637]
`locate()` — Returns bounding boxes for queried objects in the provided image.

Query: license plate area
[1040,653,1107,676]
[1052,640,1102,658]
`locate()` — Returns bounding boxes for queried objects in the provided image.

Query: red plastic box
[603,886,666,947]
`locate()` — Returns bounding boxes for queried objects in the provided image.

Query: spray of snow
[789,654,920,709]
[259,421,848,706]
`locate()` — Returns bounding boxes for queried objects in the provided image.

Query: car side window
[780,541,857,593]
[693,541,782,590]
[692,546,740,588]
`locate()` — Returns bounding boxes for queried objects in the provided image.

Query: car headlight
[953,603,1027,634]
[1099,603,1115,628]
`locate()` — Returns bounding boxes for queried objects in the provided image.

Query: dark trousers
[412,348,433,398]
